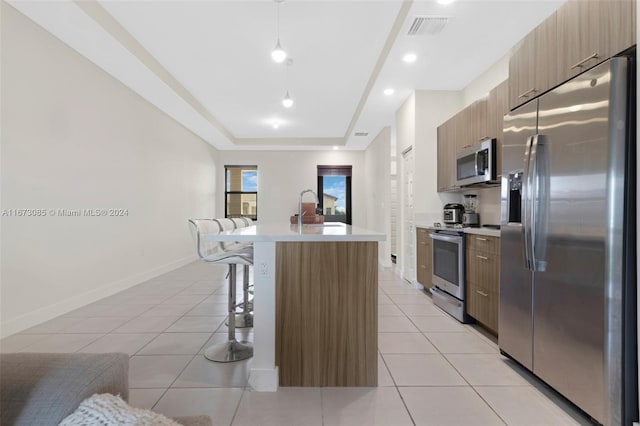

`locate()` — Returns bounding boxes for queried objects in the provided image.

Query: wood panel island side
[203,223,385,391]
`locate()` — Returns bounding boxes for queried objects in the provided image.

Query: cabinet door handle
[476,290,489,297]
[420,265,426,269]
[476,255,489,260]
[518,88,536,99]
[476,237,487,241]
[571,52,599,70]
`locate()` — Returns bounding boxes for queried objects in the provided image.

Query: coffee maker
[462,194,479,227]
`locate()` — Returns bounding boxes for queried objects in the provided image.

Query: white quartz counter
[204,222,386,242]
[415,223,501,238]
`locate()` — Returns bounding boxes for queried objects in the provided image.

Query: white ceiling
[8,0,564,151]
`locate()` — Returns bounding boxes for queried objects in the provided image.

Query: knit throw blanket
[59,393,182,426]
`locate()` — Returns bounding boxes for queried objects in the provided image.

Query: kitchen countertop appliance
[462,194,479,227]
[499,56,636,426]
[443,203,464,225]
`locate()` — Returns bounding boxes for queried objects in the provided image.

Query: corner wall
[1,4,220,337]
[364,127,392,267]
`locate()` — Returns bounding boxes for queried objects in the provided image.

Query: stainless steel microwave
[455,138,497,186]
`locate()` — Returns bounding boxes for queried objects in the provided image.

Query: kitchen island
[203,223,385,390]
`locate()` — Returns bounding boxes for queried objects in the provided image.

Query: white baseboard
[0,255,197,338]
[248,367,279,392]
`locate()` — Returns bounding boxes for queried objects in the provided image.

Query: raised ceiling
[7,0,564,151]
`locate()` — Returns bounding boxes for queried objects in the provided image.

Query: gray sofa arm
[0,352,129,426]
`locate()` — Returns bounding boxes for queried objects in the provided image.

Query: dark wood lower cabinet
[275,241,378,387]
[416,228,433,289]
[466,235,500,334]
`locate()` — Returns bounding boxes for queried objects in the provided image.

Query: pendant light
[282,58,294,108]
[271,0,287,63]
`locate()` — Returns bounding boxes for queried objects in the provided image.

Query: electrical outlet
[258,262,269,277]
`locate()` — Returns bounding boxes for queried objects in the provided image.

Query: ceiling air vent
[354,132,369,137]
[407,16,450,36]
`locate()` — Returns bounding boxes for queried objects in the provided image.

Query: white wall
[215,150,365,227]
[462,54,509,108]
[1,4,220,337]
[364,127,392,266]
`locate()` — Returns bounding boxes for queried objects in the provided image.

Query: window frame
[224,165,258,220]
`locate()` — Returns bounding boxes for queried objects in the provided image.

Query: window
[225,165,258,220]
[317,165,352,225]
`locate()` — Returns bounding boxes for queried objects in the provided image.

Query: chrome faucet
[298,189,319,227]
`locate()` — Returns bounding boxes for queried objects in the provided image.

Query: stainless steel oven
[430,230,467,322]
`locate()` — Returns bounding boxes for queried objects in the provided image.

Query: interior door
[402,148,415,282]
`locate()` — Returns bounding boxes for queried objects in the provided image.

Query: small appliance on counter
[462,194,479,227]
[443,203,464,225]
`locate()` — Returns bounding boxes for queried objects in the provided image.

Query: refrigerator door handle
[530,134,548,272]
[522,135,534,270]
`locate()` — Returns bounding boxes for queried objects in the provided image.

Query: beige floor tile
[377,305,405,316]
[445,354,532,386]
[378,355,395,386]
[186,302,230,316]
[166,316,226,333]
[388,294,432,305]
[232,388,322,426]
[400,386,505,425]
[128,388,166,410]
[138,332,212,355]
[62,317,131,333]
[199,332,254,353]
[475,386,590,426]
[172,355,250,388]
[378,333,438,354]
[383,354,466,386]
[378,316,419,333]
[129,355,193,388]
[79,333,157,356]
[397,303,445,317]
[154,388,243,426]
[140,305,194,317]
[20,333,104,353]
[114,316,181,333]
[321,387,413,426]
[89,303,155,318]
[383,287,426,295]
[409,315,469,332]
[161,294,208,306]
[425,332,497,354]
[0,333,48,352]
[378,294,394,305]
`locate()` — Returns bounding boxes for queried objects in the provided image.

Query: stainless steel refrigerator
[500,56,636,426]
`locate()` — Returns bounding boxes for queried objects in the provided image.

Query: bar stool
[229,218,254,325]
[188,219,253,362]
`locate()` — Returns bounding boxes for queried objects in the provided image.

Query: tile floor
[0,261,593,426]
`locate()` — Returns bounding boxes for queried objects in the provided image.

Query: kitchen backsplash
[463,187,501,225]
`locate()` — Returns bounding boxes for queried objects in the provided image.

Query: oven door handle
[429,233,463,244]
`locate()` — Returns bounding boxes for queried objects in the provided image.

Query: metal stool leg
[204,264,253,362]
[225,265,254,328]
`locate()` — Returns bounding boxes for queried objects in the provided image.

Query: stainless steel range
[429,226,468,323]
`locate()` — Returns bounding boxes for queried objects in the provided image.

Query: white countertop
[202,222,386,242]
[415,223,501,238]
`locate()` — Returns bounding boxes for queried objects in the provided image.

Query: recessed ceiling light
[402,53,417,63]
[384,88,395,96]
[272,122,280,129]
[437,0,456,4]
[333,146,339,150]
